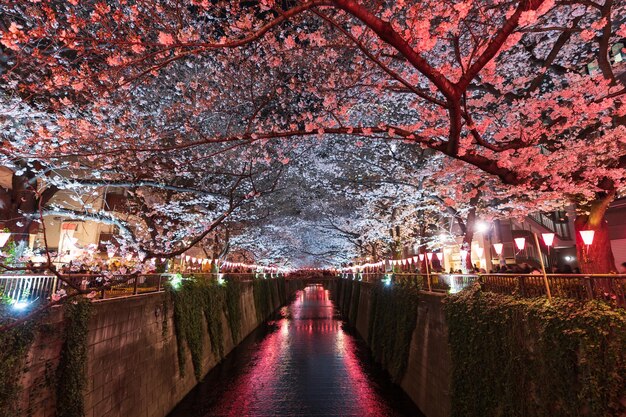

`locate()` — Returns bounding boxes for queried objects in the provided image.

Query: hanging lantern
[0,232,10,248]
[580,230,595,246]
[436,252,443,261]
[542,233,555,247]
[475,247,484,258]
[493,243,503,255]
[514,237,526,250]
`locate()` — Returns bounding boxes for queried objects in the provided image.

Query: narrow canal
[168,284,424,417]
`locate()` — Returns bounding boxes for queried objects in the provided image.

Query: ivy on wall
[367,282,419,382]
[168,277,225,380]
[0,309,35,417]
[56,299,91,417]
[169,276,286,381]
[335,279,419,383]
[445,284,626,417]
[224,280,243,343]
[252,278,274,321]
[349,280,361,325]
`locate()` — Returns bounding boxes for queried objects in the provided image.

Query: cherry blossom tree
[1,0,625,272]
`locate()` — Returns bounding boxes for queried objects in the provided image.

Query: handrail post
[425,258,432,292]
[133,274,139,295]
[51,274,58,298]
[584,275,594,301]
[533,233,552,303]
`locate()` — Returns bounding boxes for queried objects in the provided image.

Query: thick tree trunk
[0,173,37,245]
[574,192,617,274]
[460,211,476,273]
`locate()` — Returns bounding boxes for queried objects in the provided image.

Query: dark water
[168,284,424,417]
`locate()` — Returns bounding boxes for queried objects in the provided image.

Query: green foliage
[56,299,91,417]
[167,277,225,381]
[445,284,626,417]
[335,279,419,383]
[1,242,19,267]
[161,297,169,337]
[253,278,275,321]
[0,316,35,417]
[367,282,419,382]
[349,280,361,325]
[169,276,289,381]
[224,280,243,342]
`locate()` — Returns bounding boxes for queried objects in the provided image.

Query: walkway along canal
[168,284,424,417]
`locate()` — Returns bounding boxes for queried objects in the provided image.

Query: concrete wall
[335,280,451,417]
[18,279,300,417]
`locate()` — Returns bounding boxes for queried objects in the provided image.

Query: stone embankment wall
[333,279,451,417]
[334,278,626,417]
[17,278,302,417]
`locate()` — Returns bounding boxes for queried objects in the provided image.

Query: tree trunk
[574,192,617,274]
[461,231,474,273]
[461,211,476,273]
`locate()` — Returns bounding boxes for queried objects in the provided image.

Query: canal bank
[333,278,626,417]
[332,279,450,417]
[168,283,424,417]
[13,277,303,417]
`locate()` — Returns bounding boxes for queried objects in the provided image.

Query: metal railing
[340,272,626,306]
[0,275,58,304]
[0,272,275,304]
[480,273,626,305]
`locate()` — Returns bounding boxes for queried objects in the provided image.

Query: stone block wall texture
[18,279,297,417]
[335,281,451,417]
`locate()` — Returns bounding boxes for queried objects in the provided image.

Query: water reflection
[168,284,423,417]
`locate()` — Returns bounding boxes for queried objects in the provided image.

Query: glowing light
[419,254,425,261]
[542,233,555,247]
[382,274,392,286]
[13,301,29,310]
[412,256,418,263]
[436,253,443,261]
[459,249,468,259]
[125,253,133,261]
[426,252,433,261]
[217,274,226,286]
[475,247,484,258]
[493,243,503,255]
[475,222,489,233]
[514,237,526,250]
[169,273,183,289]
[580,230,595,246]
[0,232,10,247]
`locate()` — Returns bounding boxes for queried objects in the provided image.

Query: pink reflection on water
[203,284,405,417]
